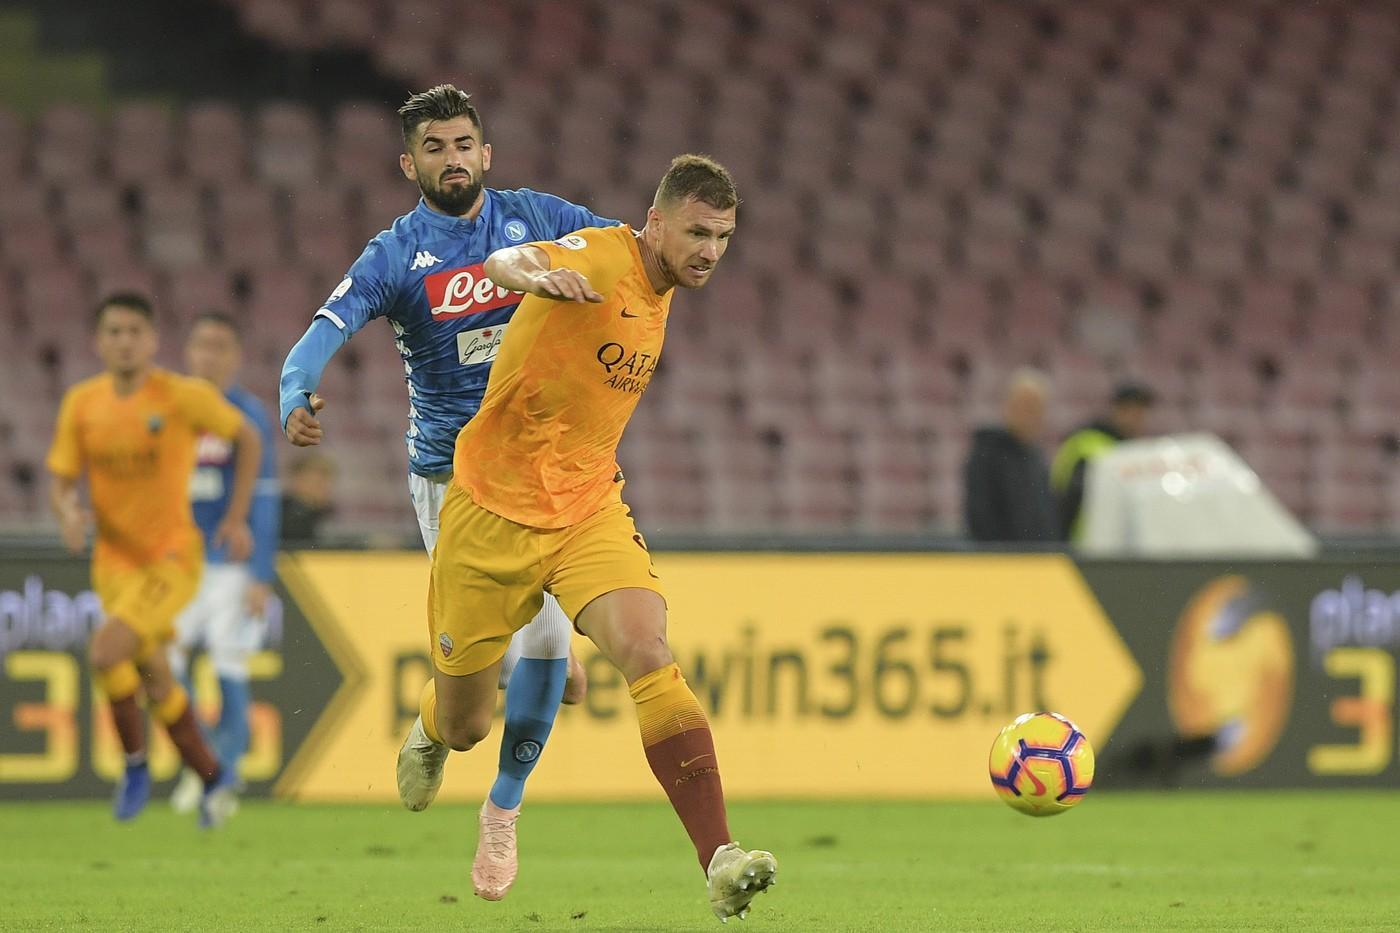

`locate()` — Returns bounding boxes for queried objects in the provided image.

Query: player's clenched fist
[530,268,603,303]
[285,392,327,446]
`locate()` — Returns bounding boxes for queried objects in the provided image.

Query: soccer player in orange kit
[395,155,777,922]
[47,292,262,828]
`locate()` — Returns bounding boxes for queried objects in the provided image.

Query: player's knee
[619,638,674,684]
[438,714,492,752]
[88,629,129,671]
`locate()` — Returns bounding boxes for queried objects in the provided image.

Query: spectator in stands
[963,368,1058,543]
[1052,381,1156,541]
[280,453,335,544]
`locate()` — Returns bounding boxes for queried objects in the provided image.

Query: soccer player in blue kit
[169,311,280,814]
[278,85,617,900]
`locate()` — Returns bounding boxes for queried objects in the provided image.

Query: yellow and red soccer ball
[988,712,1095,817]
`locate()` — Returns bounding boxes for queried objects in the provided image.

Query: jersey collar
[412,189,494,234]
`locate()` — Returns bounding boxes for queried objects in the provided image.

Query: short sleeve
[46,389,84,478]
[528,227,633,297]
[312,237,396,337]
[175,377,245,440]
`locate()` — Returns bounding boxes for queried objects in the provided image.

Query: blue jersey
[282,189,618,476]
[191,385,280,582]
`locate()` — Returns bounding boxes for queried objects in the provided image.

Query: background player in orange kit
[47,292,262,828]
[396,155,777,922]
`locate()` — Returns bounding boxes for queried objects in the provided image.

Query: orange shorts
[428,482,663,676]
[93,544,202,659]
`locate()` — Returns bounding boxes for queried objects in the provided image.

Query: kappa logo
[424,262,524,318]
[504,219,528,242]
[438,632,454,658]
[410,250,444,271]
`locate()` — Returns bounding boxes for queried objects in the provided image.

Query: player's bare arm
[214,417,262,562]
[47,472,87,554]
[285,392,327,446]
[485,245,603,303]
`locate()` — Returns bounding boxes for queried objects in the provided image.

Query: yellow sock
[419,679,444,744]
[629,662,708,746]
[153,685,190,726]
[95,661,141,702]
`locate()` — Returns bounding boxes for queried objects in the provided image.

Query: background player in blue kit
[169,311,280,813]
[279,84,618,900]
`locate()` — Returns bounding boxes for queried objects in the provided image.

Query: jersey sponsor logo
[554,234,587,250]
[424,262,524,319]
[195,433,233,465]
[326,276,353,303]
[189,465,225,502]
[455,323,507,366]
[596,342,658,394]
[409,250,444,270]
[504,219,528,242]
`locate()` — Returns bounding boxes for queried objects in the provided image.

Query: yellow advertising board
[275,552,1141,801]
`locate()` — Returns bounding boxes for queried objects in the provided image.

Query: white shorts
[171,563,266,680]
[408,473,572,666]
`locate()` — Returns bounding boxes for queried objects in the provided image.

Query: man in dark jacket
[963,369,1059,542]
[1051,381,1155,541]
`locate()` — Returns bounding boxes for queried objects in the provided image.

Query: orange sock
[630,663,731,870]
[419,679,444,744]
[155,686,220,784]
[96,662,145,758]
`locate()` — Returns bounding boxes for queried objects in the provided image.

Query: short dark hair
[654,154,739,211]
[95,291,154,328]
[191,309,241,341]
[397,84,483,147]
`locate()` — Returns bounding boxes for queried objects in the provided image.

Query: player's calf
[95,659,150,820]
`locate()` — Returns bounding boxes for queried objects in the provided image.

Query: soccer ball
[988,712,1095,817]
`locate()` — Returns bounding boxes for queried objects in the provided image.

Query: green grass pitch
[5,794,1398,931]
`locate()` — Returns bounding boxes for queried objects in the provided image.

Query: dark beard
[421,175,483,215]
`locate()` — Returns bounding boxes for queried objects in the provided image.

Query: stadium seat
[7,0,1400,536]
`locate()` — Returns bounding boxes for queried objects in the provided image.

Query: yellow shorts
[93,548,202,659]
[428,482,663,676]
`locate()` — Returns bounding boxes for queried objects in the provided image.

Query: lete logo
[424,262,523,318]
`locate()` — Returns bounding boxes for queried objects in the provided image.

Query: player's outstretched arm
[485,245,603,303]
[279,317,346,446]
[47,473,87,554]
[215,416,262,562]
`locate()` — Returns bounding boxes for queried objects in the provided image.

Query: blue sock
[212,676,251,776]
[489,657,567,810]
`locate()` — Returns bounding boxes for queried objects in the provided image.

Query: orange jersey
[454,225,671,528]
[47,369,245,571]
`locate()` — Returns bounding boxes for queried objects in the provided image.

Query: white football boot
[396,715,449,811]
[706,842,777,922]
[169,768,203,814]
